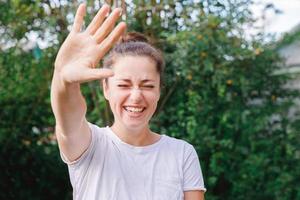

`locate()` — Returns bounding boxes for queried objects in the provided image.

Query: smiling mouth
[124,106,146,113]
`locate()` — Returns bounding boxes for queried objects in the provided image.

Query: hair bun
[121,32,149,43]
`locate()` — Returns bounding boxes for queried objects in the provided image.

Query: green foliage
[1,0,300,199]
[0,46,72,199]
[157,29,300,200]
[0,1,71,198]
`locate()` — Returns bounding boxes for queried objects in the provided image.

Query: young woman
[51,3,206,200]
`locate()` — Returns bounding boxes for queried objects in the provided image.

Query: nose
[129,87,143,103]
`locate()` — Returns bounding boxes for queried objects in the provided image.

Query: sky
[251,0,300,36]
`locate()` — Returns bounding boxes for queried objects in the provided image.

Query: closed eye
[117,84,130,88]
[142,85,155,88]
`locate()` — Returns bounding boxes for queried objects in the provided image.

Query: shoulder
[162,135,197,156]
[88,122,110,140]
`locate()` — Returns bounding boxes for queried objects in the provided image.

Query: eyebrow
[116,79,155,83]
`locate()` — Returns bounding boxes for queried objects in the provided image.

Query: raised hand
[54,3,126,84]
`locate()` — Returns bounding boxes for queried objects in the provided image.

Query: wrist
[53,68,80,89]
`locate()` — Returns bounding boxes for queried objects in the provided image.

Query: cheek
[145,91,160,104]
[109,90,128,105]
[108,92,126,116]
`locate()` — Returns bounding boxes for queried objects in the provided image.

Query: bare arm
[51,3,126,162]
[184,191,205,200]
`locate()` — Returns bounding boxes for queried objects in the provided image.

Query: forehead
[111,56,159,81]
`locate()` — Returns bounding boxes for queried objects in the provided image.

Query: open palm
[54,4,126,83]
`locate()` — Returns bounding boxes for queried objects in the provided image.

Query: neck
[111,122,156,146]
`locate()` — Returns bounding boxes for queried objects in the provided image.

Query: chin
[123,122,147,130]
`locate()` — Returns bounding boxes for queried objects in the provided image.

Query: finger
[72,3,86,32]
[86,4,110,35]
[81,68,114,83]
[96,22,127,61]
[94,7,122,43]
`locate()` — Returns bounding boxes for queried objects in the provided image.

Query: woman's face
[103,55,160,130]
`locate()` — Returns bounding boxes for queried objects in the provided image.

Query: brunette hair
[103,32,165,86]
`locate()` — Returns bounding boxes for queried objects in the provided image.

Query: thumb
[81,68,114,82]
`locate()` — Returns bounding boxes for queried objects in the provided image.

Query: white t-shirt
[61,123,206,200]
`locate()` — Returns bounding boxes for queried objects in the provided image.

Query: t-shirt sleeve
[183,143,206,192]
[60,122,98,167]
[60,123,101,187]
[59,123,103,192]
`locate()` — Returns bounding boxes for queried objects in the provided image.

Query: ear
[102,79,110,100]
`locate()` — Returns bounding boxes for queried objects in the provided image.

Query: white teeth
[124,106,144,113]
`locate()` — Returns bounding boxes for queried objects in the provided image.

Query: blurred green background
[1,0,300,199]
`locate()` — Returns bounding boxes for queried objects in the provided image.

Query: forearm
[50,70,87,136]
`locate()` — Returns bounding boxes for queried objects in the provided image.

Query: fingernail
[116,8,122,16]
[102,4,110,16]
